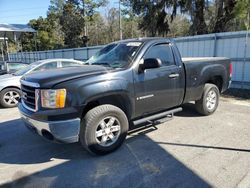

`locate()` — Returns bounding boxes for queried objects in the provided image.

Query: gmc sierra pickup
[18,38,232,155]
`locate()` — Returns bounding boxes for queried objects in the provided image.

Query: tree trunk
[212,0,236,33]
[192,0,208,35]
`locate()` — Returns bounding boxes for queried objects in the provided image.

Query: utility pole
[119,0,123,40]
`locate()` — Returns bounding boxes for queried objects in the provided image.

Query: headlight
[41,89,66,108]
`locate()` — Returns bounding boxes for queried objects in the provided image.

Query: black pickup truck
[18,38,232,155]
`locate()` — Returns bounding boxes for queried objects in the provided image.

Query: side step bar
[133,107,182,126]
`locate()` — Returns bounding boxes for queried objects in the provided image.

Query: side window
[144,44,175,66]
[61,61,81,67]
[8,63,27,71]
[34,62,57,72]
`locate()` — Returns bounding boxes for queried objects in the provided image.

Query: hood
[21,65,109,88]
[0,74,14,79]
[0,74,20,81]
[0,74,21,89]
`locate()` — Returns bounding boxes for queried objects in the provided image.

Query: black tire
[195,83,220,116]
[0,88,21,108]
[80,104,129,155]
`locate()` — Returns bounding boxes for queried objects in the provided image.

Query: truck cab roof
[116,37,172,44]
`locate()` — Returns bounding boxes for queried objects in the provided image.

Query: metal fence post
[213,34,217,57]
[87,47,89,59]
[242,30,249,89]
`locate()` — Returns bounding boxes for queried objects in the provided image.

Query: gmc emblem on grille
[22,92,27,100]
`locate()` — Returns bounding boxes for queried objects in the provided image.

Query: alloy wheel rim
[206,90,217,110]
[95,116,121,147]
[3,91,20,105]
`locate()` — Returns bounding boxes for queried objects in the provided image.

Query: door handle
[169,73,179,78]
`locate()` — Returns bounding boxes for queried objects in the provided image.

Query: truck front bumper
[20,112,80,143]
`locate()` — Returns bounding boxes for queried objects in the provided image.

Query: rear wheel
[0,88,21,108]
[80,105,129,155]
[195,83,219,116]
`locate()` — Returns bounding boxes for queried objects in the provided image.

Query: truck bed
[181,57,231,103]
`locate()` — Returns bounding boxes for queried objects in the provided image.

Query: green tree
[124,0,170,36]
[20,0,66,51]
[21,16,64,51]
[126,0,238,36]
[85,13,107,45]
[59,0,107,47]
[106,8,120,41]
[122,16,143,39]
[168,16,191,37]
[18,0,245,53]
[121,1,144,39]
[182,0,208,34]
[47,0,65,46]
[211,0,237,32]
[48,0,65,14]
[234,0,250,30]
[60,1,85,47]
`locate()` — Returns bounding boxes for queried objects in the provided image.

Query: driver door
[133,43,183,117]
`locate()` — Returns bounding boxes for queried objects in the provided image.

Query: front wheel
[79,105,129,155]
[0,88,21,108]
[195,83,220,116]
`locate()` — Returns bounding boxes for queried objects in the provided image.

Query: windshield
[13,60,44,76]
[86,42,143,69]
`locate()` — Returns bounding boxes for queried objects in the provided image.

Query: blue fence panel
[9,30,250,89]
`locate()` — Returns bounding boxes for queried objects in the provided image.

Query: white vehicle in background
[0,58,84,108]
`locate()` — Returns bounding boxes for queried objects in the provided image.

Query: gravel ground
[0,97,249,188]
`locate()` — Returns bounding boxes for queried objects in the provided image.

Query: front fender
[55,71,135,118]
[79,78,131,105]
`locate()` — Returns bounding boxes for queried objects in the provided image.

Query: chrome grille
[21,84,37,111]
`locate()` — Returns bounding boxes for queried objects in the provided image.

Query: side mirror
[139,58,162,73]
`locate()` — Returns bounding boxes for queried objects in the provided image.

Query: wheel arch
[0,86,21,93]
[200,64,227,93]
[81,93,133,121]
[205,75,223,93]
